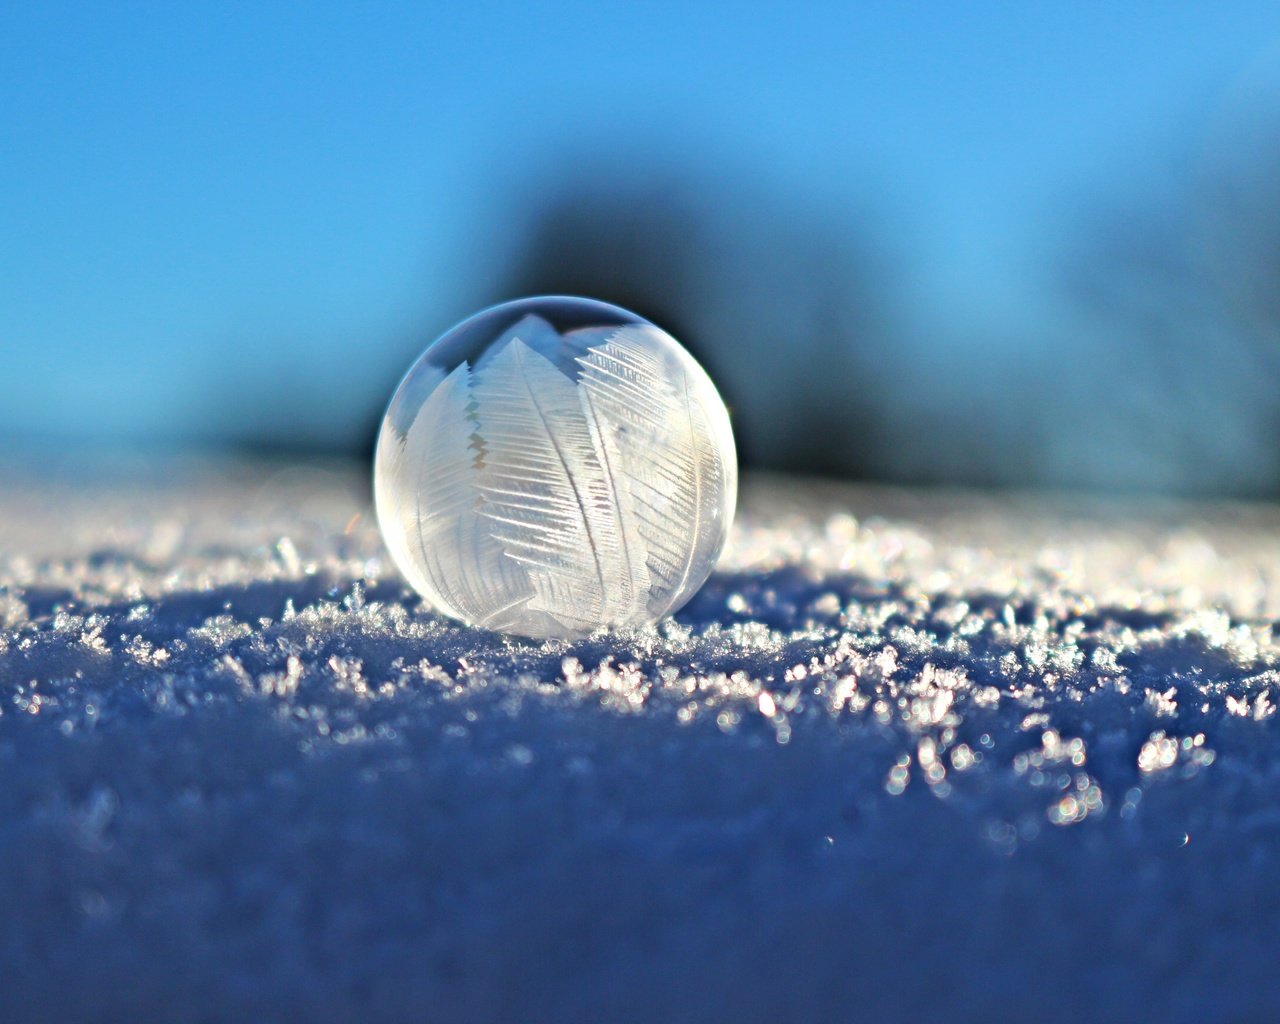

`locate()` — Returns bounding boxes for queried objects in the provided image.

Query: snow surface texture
[2,461,1280,1023]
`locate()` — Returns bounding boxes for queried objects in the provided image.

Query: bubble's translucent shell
[374,296,737,639]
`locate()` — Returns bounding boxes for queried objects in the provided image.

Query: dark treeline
[486,117,1280,497]
[494,167,895,481]
[1049,116,1280,497]
[229,116,1280,499]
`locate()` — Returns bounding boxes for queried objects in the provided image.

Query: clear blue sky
[3,2,1280,453]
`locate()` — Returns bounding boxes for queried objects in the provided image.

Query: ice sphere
[374,296,738,639]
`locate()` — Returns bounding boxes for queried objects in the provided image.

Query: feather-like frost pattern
[374,365,441,592]
[400,362,533,629]
[576,326,728,615]
[471,337,642,632]
[377,316,734,638]
[577,375,652,622]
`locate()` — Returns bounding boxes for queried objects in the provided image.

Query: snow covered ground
[2,459,1279,1023]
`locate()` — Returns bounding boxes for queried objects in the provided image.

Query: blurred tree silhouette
[1055,110,1280,497]
[226,118,1280,500]
[496,161,899,478]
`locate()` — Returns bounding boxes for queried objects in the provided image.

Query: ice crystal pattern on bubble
[375,314,736,638]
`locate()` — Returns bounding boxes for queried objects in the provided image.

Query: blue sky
[3,2,1280,453]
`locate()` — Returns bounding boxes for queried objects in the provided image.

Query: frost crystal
[374,297,737,638]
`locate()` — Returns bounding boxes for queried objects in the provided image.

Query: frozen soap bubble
[374,296,738,639]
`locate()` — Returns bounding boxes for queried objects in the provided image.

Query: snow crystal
[1,462,1280,1021]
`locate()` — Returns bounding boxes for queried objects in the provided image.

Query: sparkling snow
[2,461,1279,1022]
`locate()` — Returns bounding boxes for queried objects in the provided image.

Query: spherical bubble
[374,296,738,639]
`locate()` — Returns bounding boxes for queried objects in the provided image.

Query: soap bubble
[374,296,737,639]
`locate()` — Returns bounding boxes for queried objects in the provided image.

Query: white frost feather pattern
[380,363,533,631]
[575,327,732,616]
[375,315,736,639]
